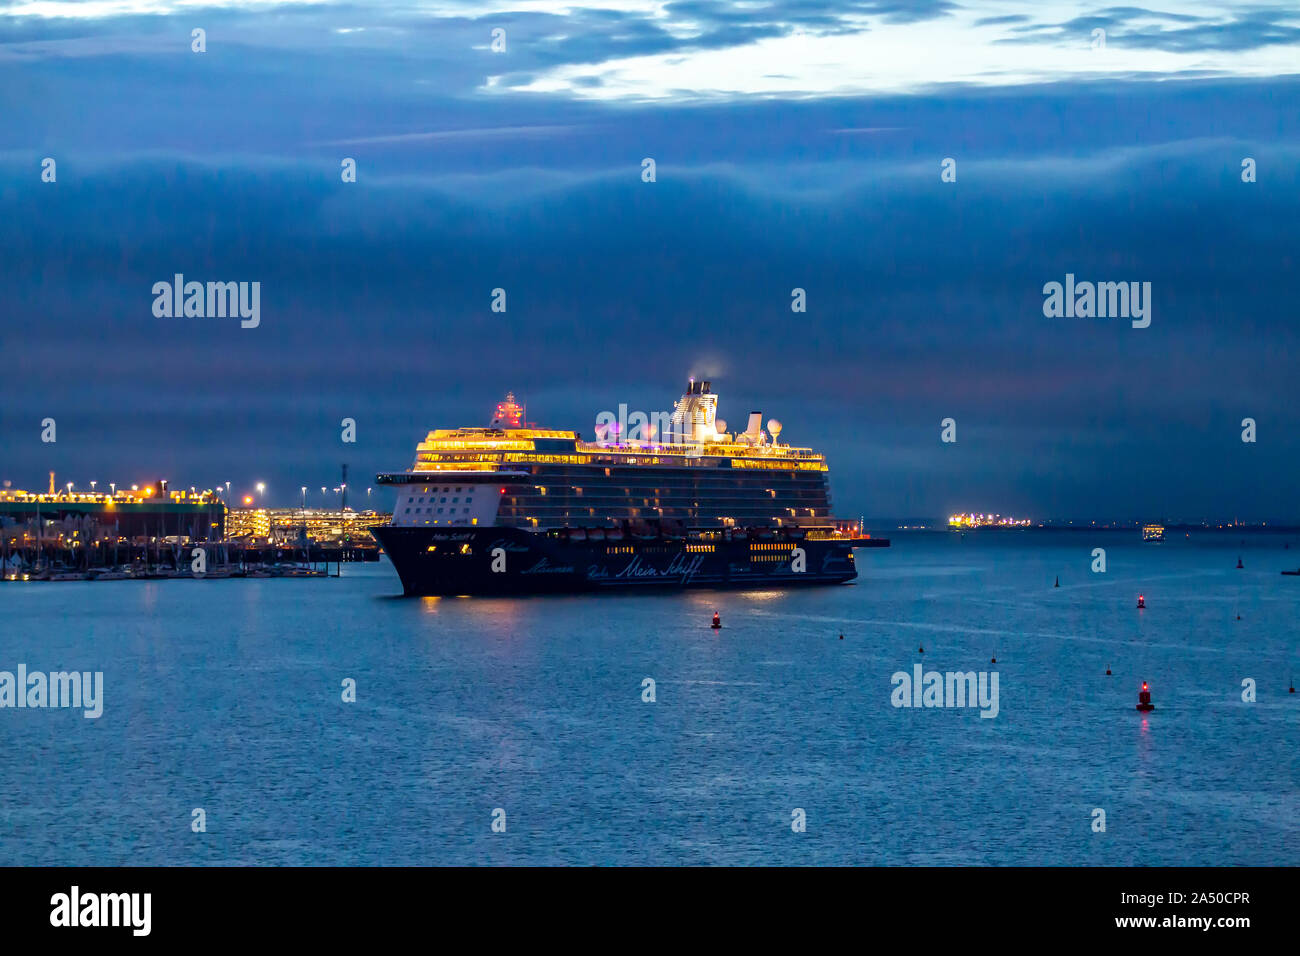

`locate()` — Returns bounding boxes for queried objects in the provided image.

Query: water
[2,530,1296,865]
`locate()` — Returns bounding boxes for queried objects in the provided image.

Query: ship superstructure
[370,380,886,595]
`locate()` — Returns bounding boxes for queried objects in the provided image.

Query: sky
[0,1,1297,522]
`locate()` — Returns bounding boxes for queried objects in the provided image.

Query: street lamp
[301,486,307,509]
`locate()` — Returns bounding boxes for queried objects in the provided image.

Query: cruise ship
[369,380,887,595]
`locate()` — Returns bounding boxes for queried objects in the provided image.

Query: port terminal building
[1,485,226,549]
[224,508,390,546]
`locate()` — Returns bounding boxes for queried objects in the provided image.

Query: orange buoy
[711,612,721,630]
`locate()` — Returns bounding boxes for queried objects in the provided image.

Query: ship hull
[370,525,875,596]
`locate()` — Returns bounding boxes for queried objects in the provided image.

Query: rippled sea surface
[2,530,1297,865]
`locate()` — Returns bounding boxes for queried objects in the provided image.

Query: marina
[1,482,384,581]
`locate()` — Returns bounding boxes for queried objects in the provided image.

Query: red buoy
[1136,680,1155,712]
[711,612,721,630]
[1237,557,1244,569]
[1106,667,1112,676]
[1137,594,1145,609]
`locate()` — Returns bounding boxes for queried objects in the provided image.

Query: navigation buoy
[991,654,997,663]
[1136,680,1155,712]
[1237,557,1244,569]
[711,612,721,630]
[918,645,924,654]
[1137,594,1145,609]
[839,633,844,640]
[1054,576,1060,588]
[1106,666,1112,676]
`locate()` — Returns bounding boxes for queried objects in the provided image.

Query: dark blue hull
[370,525,882,596]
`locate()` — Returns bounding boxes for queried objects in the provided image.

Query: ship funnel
[745,412,762,438]
[671,380,719,442]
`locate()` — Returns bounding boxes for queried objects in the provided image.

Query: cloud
[3,1,1297,98]
[2,100,1297,518]
[999,5,1300,53]
[306,125,581,147]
